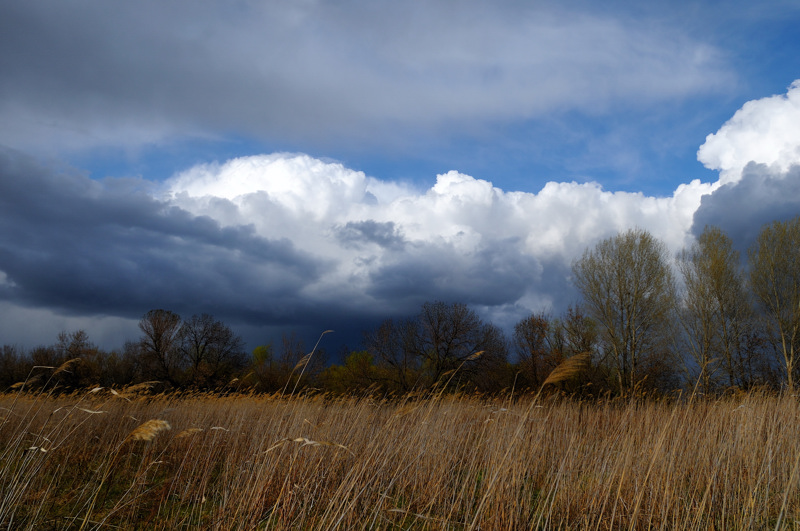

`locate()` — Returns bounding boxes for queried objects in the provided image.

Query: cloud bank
[698,80,800,184]
[0,0,730,155]
[2,80,800,350]
[0,147,710,348]
[693,80,800,243]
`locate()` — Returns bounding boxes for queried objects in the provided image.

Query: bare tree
[412,301,507,390]
[0,345,27,389]
[572,228,677,392]
[180,313,246,388]
[513,306,601,393]
[513,312,553,387]
[749,216,800,389]
[558,305,599,358]
[365,301,508,392]
[138,309,184,386]
[679,226,758,392]
[363,318,421,392]
[55,329,93,360]
[53,329,101,388]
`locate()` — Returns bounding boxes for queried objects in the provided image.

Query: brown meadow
[2,387,800,529]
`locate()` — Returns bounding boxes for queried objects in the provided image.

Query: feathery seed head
[127,419,171,442]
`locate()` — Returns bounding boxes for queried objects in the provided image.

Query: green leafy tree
[320,351,379,394]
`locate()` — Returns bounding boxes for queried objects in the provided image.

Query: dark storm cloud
[0,0,731,154]
[0,146,599,350]
[691,162,800,251]
[0,146,324,323]
[367,237,543,309]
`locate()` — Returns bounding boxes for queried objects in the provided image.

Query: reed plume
[542,352,592,387]
[125,419,171,442]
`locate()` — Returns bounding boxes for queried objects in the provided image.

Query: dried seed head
[53,358,82,376]
[176,428,203,438]
[126,419,171,442]
[465,351,485,362]
[542,352,592,387]
[293,353,313,371]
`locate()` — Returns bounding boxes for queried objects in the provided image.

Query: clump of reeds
[4,383,800,529]
[79,418,171,530]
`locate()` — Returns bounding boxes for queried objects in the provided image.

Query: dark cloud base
[691,163,800,252]
[0,146,320,320]
[0,146,563,354]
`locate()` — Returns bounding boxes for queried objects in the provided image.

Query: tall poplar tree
[749,216,800,389]
[572,228,677,391]
[679,226,757,391]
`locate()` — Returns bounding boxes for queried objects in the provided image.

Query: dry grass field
[3,384,800,530]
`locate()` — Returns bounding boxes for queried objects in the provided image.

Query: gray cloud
[691,163,800,251]
[0,146,323,327]
[0,147,573,350]
[3,145,685,350]
[0,0,732,155]
[366,237,542,308]
[0,140,795,352]
[2,1,798,354]
[335,221,405,250]
[2,64,799,351]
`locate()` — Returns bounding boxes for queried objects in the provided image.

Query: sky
[1,0,800,355]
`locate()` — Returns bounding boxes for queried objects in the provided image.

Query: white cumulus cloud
[4,79,800,350]
[698,80,800,184]
[165,152,716,321]
[692,80,800,244]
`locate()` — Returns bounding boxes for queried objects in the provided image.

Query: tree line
[2,215,799,396]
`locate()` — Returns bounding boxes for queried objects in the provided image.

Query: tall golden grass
[2,385,800,529]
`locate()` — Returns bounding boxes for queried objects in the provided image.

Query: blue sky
[1,0,800,353]
[51,0,798,196]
